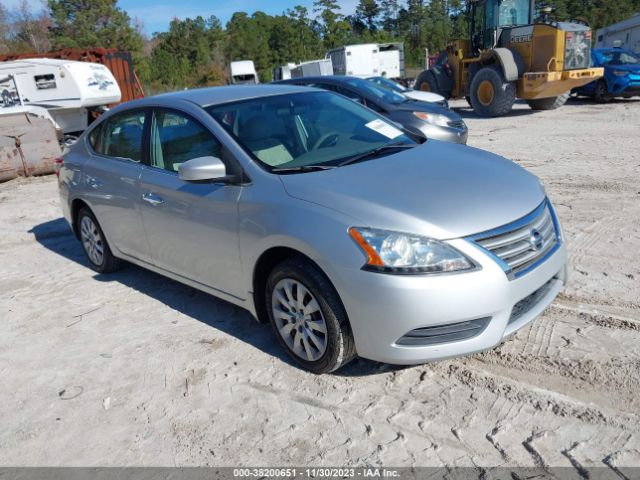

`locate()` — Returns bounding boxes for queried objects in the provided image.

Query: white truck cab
[229,61,259,85]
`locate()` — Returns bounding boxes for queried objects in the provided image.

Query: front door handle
[142,192,165,206]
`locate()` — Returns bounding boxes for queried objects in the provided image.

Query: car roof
[132,84,317,108]
[279,75,368,85]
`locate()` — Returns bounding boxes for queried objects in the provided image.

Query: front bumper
[331,236,567,365]
[609,75,640,96]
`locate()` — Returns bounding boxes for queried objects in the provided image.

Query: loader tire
[527,91,570,110]
[415,70,441,95]
[469,66,516,117]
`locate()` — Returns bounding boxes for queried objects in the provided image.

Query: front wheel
[526,91,570,110]
[594,80,611,103]
[266,258,356,374]
[469,67,516,117]
[77,207,122,273]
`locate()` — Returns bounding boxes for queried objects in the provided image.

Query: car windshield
[596,50,639,65]
[342,77,408,104]
[368,76,408,93]
[206,91,415,172]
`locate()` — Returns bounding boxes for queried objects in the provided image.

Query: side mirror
[178,156,227,182]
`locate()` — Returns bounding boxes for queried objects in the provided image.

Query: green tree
[379,0,401,35]
[313,0,351,49]
[47,0,143,53]
[225,12,272,81]
[356,0,381,33]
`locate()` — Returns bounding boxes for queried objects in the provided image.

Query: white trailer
[0,58,121,133]
[327,44,380,77]
[327,43,405,78]
[290,59,334,78]
[273,63,296,81]
[229,60,259,85]
[376,43,405,78]
[596,14,640,53]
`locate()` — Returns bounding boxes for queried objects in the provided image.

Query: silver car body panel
[59,85,566,365]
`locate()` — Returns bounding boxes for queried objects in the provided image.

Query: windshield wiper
[338,143,417,168]
[271,164,337,173]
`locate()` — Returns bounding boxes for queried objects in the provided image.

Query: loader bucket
[0,112,62,182]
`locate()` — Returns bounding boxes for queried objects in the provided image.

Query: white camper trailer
[596,14,640,53]
[327,43,405,78]
[290,59,334,78]
[229,60,259,85]
[0,58,121,133]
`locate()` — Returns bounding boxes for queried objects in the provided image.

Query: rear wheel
[469,66,516,117]
[594,80,611,103]
[266,257,356,374]
[77,207,122,273]
[415,70,440,95]
[526,91,570,110]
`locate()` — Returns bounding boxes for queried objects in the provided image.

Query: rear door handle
[142,192,165,206]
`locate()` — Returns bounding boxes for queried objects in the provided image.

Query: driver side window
[150,109,222,173]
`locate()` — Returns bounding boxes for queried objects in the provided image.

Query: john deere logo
[529,229,544,251]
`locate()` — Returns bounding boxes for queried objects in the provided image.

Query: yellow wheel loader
[415,0,604,117]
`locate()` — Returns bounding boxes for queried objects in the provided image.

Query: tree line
[1,0,638,92]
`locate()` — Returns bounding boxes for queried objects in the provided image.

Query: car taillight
[54,157,64,177]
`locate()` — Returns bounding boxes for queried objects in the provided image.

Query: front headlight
[413,111,451,127]
[349,227,477,274]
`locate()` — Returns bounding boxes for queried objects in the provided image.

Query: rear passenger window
[95,110,146,162]
[150,109,222,173]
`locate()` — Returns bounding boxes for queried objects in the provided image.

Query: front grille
[396,317,490,346]
[508,278,556,325]
[470,200,560,279]
[448,119,466,129]
[565,30,591,70]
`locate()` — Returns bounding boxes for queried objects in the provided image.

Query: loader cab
[469,0,535,52]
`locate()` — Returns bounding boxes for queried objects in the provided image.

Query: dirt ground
[1,97,639,469]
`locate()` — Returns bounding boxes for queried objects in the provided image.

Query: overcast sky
[3,0,361,35]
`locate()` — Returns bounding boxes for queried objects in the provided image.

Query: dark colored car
[276,76,468,144]
[574,48,640,102]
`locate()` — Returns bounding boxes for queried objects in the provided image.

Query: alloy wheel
[271,278,327,361]
[80,216,104,266]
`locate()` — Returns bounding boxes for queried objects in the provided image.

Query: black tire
[77,207,122,273]
[265,257,356,374]
[526,91,570,110]
[594,80,611,103]
[414,70,441,95]
[469,66,516,117]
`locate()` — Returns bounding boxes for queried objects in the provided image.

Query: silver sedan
[58,85,567,373]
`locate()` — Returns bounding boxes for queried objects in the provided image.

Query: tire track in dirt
[437,362,634,429]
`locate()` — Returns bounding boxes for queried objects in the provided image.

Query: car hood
[403,90,445,103]
[279,141,545,239]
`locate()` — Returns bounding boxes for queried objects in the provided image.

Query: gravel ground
[1,97,639,469]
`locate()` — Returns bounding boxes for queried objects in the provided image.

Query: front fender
[237,185,366,316]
